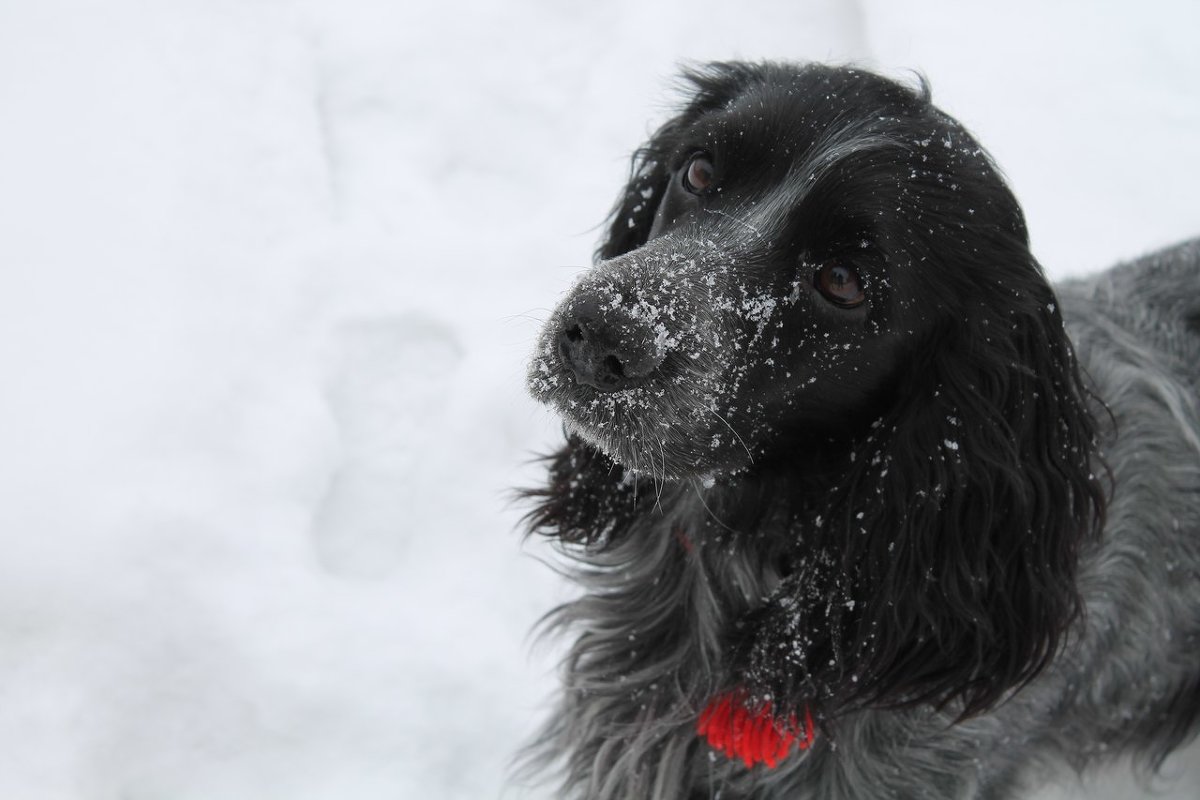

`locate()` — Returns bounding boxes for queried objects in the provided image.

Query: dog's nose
[558,300,664,391]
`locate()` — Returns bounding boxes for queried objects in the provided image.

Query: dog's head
[530,63,1047,481]
[529,62,1107,719]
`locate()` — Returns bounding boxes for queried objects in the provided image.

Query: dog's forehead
[722,69,875,117]
[688,70,923,159]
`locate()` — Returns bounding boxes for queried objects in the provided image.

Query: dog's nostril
[602,355,625,379]
[556,304,664,392]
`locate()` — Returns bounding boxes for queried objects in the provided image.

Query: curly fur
[521,61,1200,799]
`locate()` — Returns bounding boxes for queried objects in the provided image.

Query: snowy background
[1,0,1198,798]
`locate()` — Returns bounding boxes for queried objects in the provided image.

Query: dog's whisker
[614,406,640,508]
[702,206,764,239]
[502,311,551,326]
[657,436,668,507]
[689,477,739,537]
[636,417,665,510]
[708,405,753,466]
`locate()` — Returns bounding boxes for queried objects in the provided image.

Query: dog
[522,61,1200,799]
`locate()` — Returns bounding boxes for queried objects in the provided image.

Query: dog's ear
[595,134,675,261]
[836,249,1108,717]
[742,252,1108,720]
[596,62,764,261]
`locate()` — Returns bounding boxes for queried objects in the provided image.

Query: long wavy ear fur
[872,282,1102,712]
[782,245,1110,719]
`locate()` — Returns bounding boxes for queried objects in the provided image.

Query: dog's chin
[536,388,753,482]
[565,415,749,482]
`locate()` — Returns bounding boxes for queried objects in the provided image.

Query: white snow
[0,0,1198,798]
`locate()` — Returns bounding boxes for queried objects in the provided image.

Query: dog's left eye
[815,262,866,307]
[682,154,715,194]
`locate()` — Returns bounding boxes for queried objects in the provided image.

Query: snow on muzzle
[528,236,761,477]
[557,293,665,392]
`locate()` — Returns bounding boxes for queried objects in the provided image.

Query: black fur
[521,61,1200,799]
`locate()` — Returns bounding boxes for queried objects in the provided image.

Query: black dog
[524,61,1200,799]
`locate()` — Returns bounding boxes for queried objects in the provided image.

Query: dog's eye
[682,154,715,194]
[815,262,866,307]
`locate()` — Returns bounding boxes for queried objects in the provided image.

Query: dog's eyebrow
[674,123,912,255]
[747,124,912,235]
[701,207,765,239]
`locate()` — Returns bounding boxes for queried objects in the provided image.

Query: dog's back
[1068,238,1200,383]
[1034,240,1200,775]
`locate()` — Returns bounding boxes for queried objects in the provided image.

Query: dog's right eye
[682,154,715,194]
